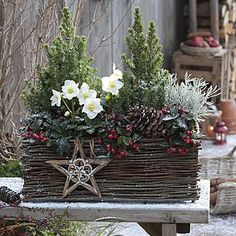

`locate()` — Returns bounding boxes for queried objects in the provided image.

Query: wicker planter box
[22,138,200,203]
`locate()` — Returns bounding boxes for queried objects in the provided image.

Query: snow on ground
[83,214,236,236]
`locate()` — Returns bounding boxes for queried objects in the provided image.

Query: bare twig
[91,0,135,55]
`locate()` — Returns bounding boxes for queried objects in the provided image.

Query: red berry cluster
[107,129,119,141]
[182,130,201,147]
[106,128,128,159]
[95,125,140,159]
[106,143,128,159]
[125,124,133,133]
[167,147,189,155]
[182,130,193,144]
[166,129,201,155]
[128,140,140,151]
[22,127,48,143]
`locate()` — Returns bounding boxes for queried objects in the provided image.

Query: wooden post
[162,224,177,236]
[139,223,190,235]
[138,223,162,236]
[189,0,197,32]
[210,0,219,40]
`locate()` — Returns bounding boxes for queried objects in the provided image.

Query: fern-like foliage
[164,73,221,121]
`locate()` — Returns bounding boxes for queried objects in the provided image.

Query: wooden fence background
[0,0,186,131]
[74,0,186,76]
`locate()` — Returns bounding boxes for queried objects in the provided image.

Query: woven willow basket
[211,181,236,215]
[22,138,200,203]
[200,147,236,180]
[180,43,222,56]
[200,147,236,214]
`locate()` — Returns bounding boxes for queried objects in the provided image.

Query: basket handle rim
[228,146,236,158]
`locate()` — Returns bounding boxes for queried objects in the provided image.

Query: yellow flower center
[88,103,95,111]
[108,81,116,89]
[83,92,89,100]
[67,87,74,94]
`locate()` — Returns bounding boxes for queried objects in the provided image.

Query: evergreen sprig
[119,8,167,111]
[23,8,99,113]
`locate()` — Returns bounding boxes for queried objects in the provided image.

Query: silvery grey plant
[164,73,220,122]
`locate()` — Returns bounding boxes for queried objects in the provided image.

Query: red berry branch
[21,127,48,143]
[95,114,140,159]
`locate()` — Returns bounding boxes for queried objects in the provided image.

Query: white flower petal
[50,90,62,107]
[88,90,97,98]
[110,88,119,95]
[101,74,123,95]
[82,104,90,114]
[101,77,110,92]
[113,69,123,80]
[78,83,97,105]
[87,111,97,119]
[64,80,72,86]
[82,98,103,120]
[62,80,80,100]
[81,82,89,91]
[116,80,124,89]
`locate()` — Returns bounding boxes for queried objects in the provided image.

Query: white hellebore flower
[50,90,62,107]
[101,75,123,95]
[112,63,123,80]
[78,83,97,105]
[62,80,80,100]
[82,98,103,119]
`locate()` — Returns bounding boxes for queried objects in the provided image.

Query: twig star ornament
[46,139,110,198]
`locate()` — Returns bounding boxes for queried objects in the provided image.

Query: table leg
[138,223,162,236]
[162,224,176,236]
[139,223,189,236]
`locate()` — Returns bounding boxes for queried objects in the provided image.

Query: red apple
[208,36,214,42]
[189,36,204,47]
[209,39,220,47]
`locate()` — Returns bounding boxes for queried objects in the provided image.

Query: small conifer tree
[24,8,98,113]
[118,8,169,111]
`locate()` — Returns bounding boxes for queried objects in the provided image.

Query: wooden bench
[0,178,209,236]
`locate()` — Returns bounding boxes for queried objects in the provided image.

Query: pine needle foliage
[119,8,167,111]
[23,8,99,113]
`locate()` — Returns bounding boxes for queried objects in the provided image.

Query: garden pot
[220,99,236,134]
[22,139,200,203]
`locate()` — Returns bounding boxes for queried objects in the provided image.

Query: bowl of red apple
[180,35,222,56]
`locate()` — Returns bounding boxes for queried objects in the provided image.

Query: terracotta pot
[220,99,236,134]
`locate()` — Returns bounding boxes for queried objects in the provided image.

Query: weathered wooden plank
[184,2,228,18]
[89,0,113,77]
[162,224,176,236]
[111,0,132,69]
[0,178,210,223]
[210,0,220,40]
[191,13,229,28]
[189,0,197,32]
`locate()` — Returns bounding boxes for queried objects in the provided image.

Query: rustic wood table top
[0,178,209,236]
[200,134,236,158]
